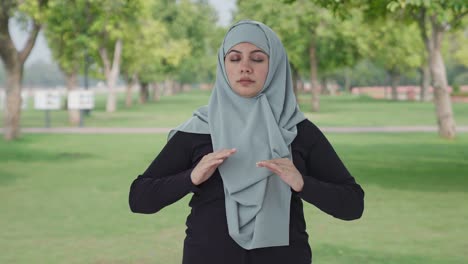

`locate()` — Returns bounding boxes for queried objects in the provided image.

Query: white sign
[0,90,28,110]
[22,91,28,109]
[34,90,62,110]
[68,90,94,110]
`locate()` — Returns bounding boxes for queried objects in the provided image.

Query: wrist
[293,176,304,192]
[190,172,200,186]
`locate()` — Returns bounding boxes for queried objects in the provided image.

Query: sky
[9,0,236,66]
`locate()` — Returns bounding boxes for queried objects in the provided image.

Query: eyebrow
[226,49,268,56]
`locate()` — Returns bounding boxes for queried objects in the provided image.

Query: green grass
[1,133,467,263]
[299,94,468,127]
[9,90,468,128]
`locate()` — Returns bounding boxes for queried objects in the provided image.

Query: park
[1,0,468,263]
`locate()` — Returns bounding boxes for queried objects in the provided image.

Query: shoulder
[294,118,323,144]
[168,130,211,149]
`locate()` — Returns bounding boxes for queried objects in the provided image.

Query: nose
[240,59,252,73]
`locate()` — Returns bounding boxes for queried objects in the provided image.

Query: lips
[238,78,255,85]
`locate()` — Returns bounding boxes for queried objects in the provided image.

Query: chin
[235,88,261,98]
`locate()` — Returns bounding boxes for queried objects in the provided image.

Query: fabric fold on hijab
[169,20,306,249]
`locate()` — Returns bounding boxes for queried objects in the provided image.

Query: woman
[129,20,364,264]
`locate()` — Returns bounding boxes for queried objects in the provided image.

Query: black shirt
[129,119,364,264]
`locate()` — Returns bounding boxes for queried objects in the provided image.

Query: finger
[206,158,224,167]
[200,159,223,172]
[203,149,234,160]
[256,161,283,175]
[212,148,237,159]
[267,158,291,165]
[257,160,285,167]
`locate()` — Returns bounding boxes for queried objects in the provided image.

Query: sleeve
[129,131,199,214]
[298,127,365,221]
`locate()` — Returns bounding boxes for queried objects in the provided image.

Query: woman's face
[224,42,269,98]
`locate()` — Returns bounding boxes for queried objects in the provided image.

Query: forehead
[223,23,269,55]
[227,42,267,54]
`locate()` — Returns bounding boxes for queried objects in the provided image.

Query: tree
[121,17,189,104]
[84,0,144,113]
[365,20,422,100]
[170,0,222,86]
[322,0,467,139]
[0,0,48,140]
[44,0,94,125]
[150,0,220,95]
[385,0,467,138]
[237,0,363,111]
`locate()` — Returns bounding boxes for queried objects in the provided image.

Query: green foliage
[236,0,363,79]
[44,0,94,74]
[16,0,49,23]
[43,0,148,81]
[375,0,467,29]
[453,71,468,86]
[364,19,423,75]
[445,27,468,68]
[121,1,186,83]
[118,0,223,84]
[160,0,222,83]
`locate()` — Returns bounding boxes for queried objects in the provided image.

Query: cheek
[225,63,236,84]
[258,65,269,84]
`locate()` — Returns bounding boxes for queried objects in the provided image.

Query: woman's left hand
[256,158,304,192]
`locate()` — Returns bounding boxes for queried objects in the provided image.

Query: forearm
[299,176,364,220]
[129,169,197,214]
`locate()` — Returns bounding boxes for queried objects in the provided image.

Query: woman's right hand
[191,148,237,185]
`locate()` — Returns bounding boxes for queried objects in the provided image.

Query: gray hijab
[169,20,305,249]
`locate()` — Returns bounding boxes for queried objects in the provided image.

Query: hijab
[169,20,306,249]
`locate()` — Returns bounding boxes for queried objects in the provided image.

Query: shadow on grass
[338,142,468,193]
[0,137,96,186]
[0,148,95,163]
[314,243,463,264]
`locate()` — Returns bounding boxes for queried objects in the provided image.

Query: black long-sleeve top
[129,119,364,264]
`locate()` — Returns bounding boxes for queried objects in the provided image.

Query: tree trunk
[321,77,327,95]
[298,79,304,92]
[125,73,137,108]
[152,82,161,101]
[174,82,182,94]
[309,40,320,112]
[4,65,23,140]
[164,79,174,96]
[389,70,400,101]
[139,82,149,104]
[0,10,42,140]
[429,19,456,139]
[65,71,80,126]
[99,39,122,113]
[344,68,352,92]
[416,8,432,102]
[419,62,431,102]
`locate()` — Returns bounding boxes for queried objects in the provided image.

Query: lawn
[1,132,467,263]
[10,90,468,128]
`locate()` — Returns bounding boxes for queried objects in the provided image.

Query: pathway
[2,126,468,134]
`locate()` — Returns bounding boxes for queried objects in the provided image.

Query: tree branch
[0,2,17,66]
[17,0,49,64]
[449,10,468,26]
[417,8,429,46]
[18,22,41,64]
[99,47,111,78]
[111,39,122,75]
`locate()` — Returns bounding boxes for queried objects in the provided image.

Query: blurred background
[1,0,467,263]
